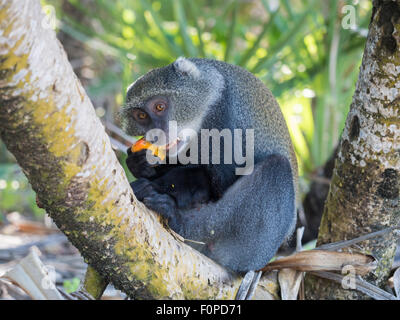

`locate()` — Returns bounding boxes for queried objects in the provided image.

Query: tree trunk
[305,0,400,299]
[0,0,277,299]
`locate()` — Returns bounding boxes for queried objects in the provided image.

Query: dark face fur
[120,58,225,152]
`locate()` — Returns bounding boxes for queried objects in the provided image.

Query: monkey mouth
[163,136,189,157]
[164,137,181,150]
[146,134,189,159]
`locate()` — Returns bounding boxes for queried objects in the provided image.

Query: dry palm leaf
[1,248,93,300]
[261,250,376,276]
[1,248,64,300]
[278,268,303,300]
[310,271,398,300]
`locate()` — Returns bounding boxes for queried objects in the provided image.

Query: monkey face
[120,58,225,157]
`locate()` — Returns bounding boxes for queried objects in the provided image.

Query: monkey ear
[173,57,200,79]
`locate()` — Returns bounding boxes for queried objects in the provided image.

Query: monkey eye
[153,102,167,113]
[138,112,147,119]
[133,109,149,122]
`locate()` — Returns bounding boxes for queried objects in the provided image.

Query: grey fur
[121,58,298,272]
[120,58,225,136]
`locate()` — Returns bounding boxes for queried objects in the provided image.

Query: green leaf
[238,8,279,67]
[63,278,81,294]
[187,1,206,57]
[224,0,238,62]
[139,0,183,57]
[173,0,197,57]
[251,8,311,73]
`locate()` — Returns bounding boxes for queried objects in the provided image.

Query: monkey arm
[176,154,296,273]
[126,147,205,182]
[126,148,184,179]
[126,148,159,179]
[130,154,296,273]
[129,165,213,229]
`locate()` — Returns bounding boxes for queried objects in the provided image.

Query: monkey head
[120,57,225,156]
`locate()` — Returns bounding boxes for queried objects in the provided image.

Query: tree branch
[305,0,400,299]
[0,0,277,299]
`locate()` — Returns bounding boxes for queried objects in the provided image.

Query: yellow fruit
[131,138,166,161]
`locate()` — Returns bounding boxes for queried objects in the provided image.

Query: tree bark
[0,0,278,299]
[305,0,400,299]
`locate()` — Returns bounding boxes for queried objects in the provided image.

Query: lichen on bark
[305,0,400,299]
[0,0,279,300]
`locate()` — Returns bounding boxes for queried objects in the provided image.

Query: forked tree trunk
[305,0,400,299]
[0,0,278,299]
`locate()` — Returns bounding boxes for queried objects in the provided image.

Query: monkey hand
[130,179,182,233]
[126,148,158,179]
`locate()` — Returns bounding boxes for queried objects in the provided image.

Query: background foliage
[0,0,371,220]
